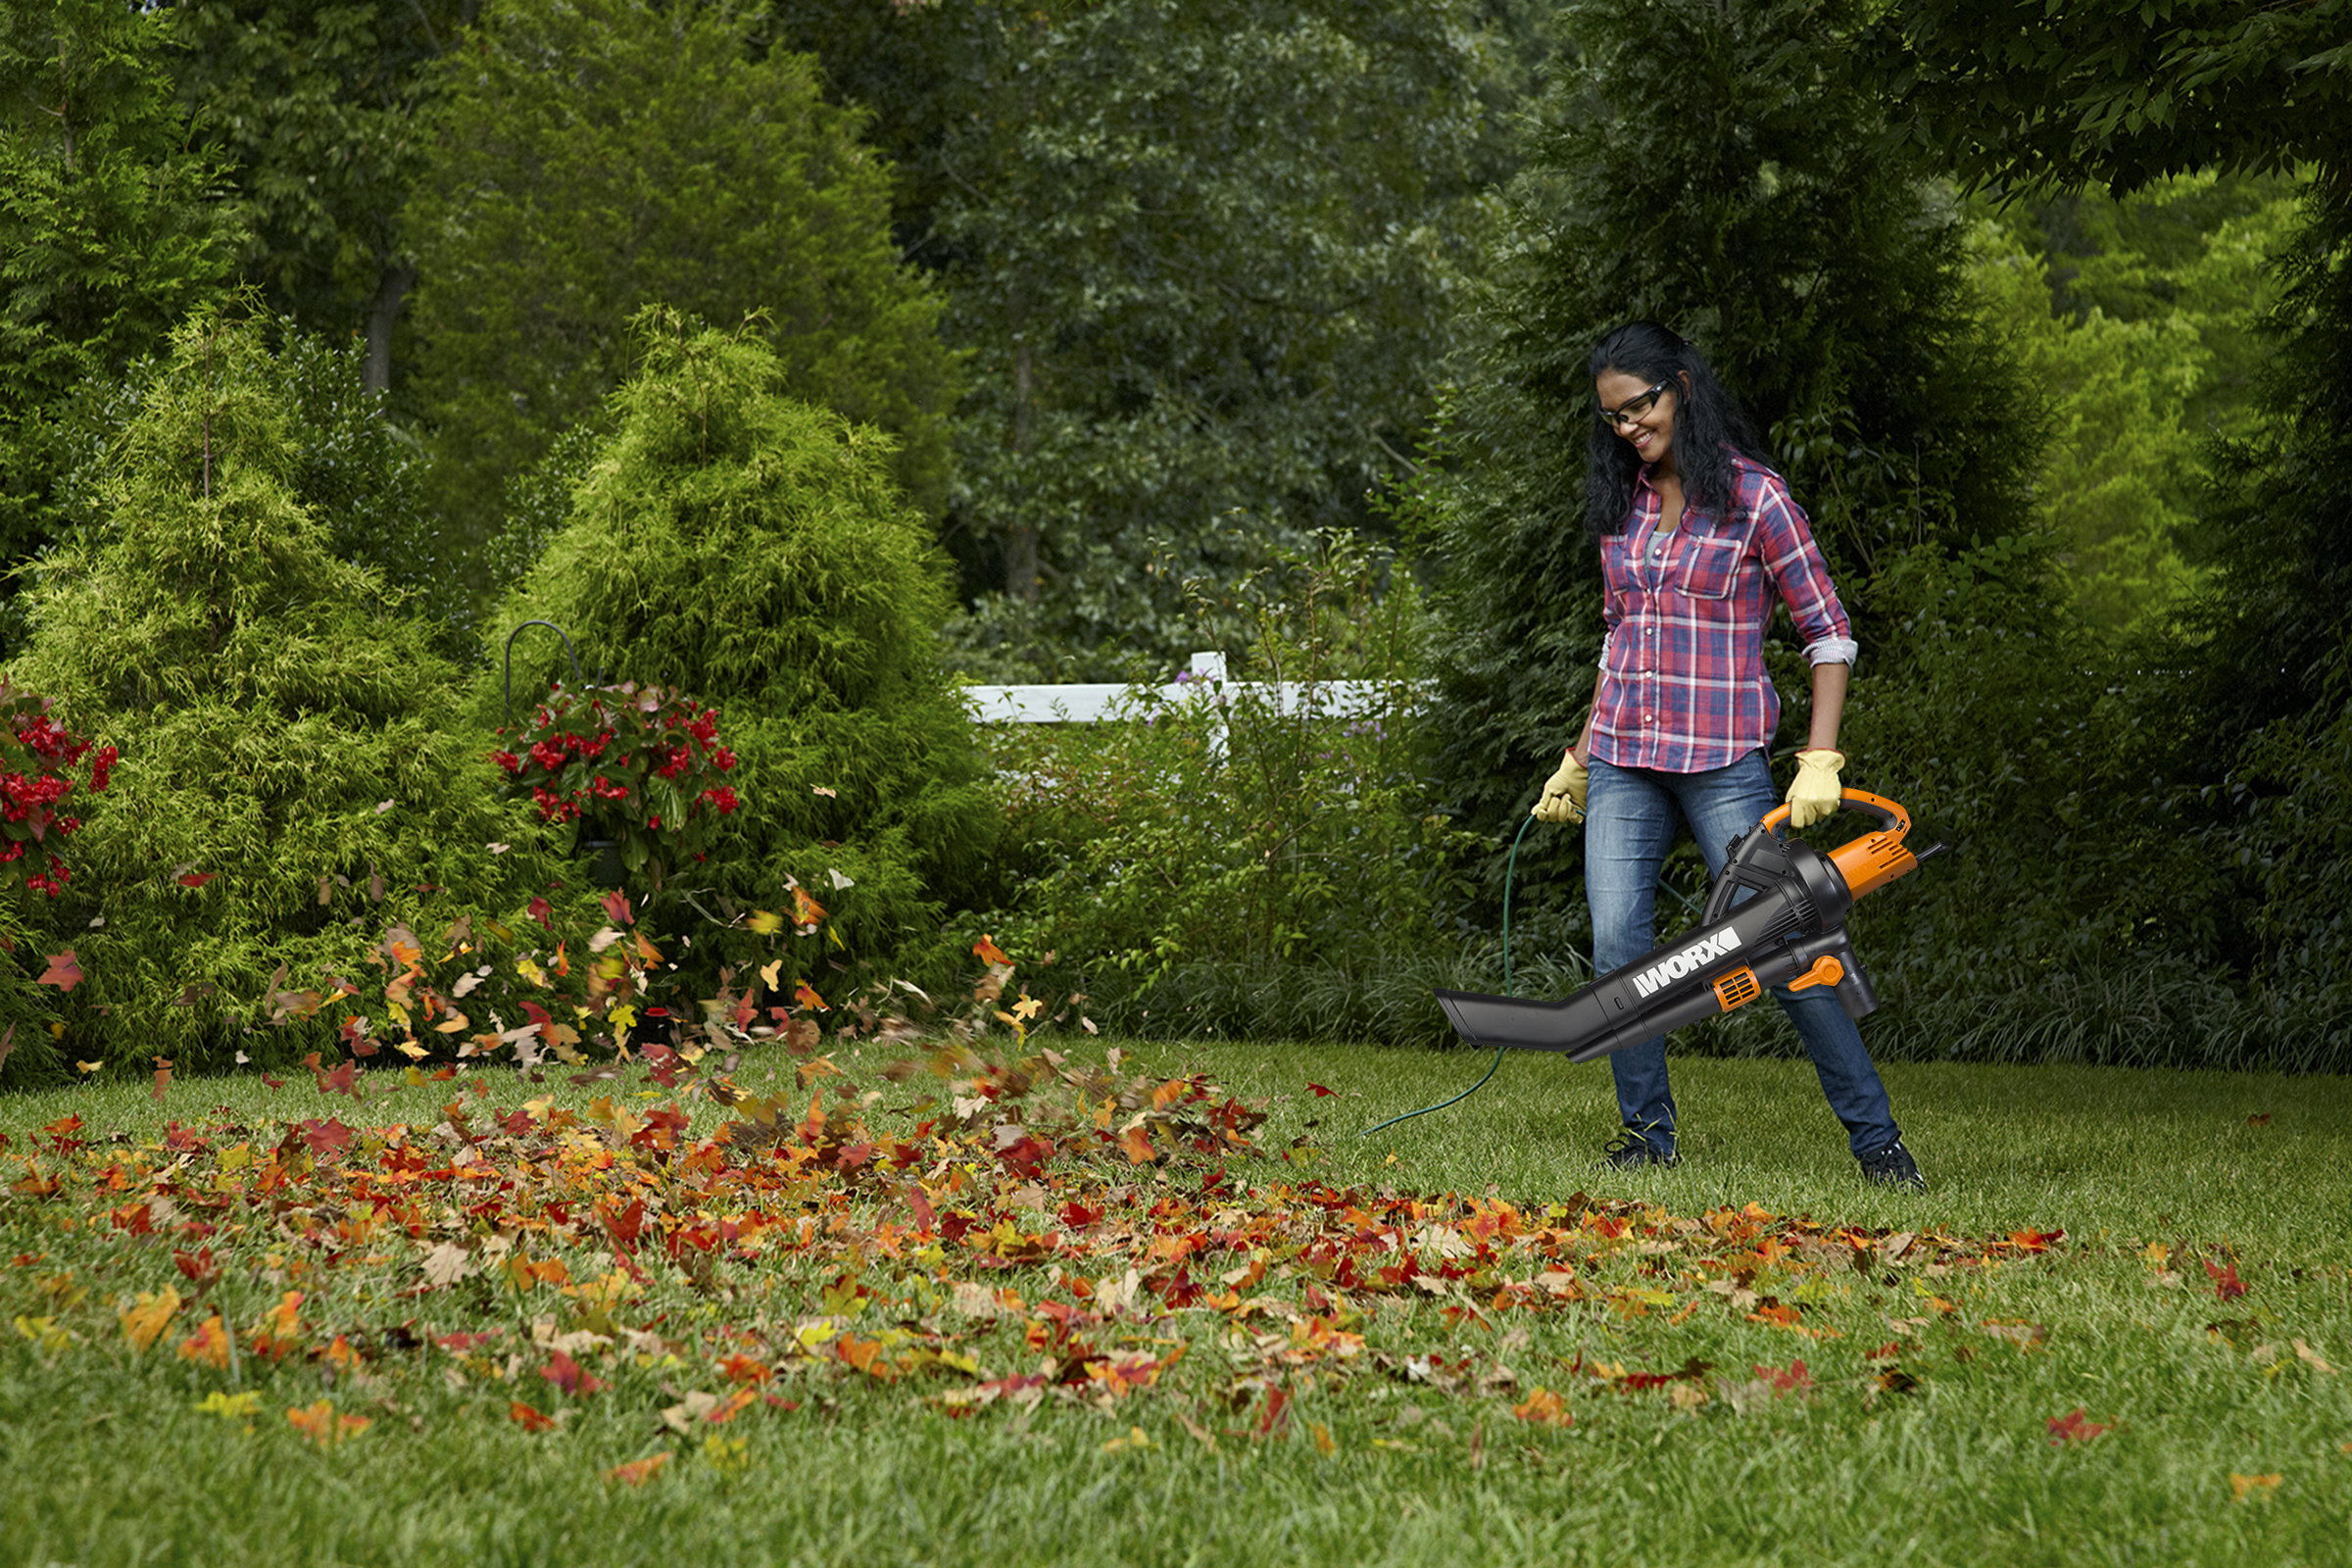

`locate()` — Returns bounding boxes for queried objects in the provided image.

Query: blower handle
[1757,787,1911,842]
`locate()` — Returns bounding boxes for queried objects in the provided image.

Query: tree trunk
[365,261,417,396]
[1004,333,1039,601]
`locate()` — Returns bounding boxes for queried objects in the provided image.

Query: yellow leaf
[119,1285,182,1354]
[196,1391,264,1422]
[393,1040,430,1061]
[13,1314,70,1354]
[760,959,782,990]
[748,909,783,935]
[2230,1472,2281,1500]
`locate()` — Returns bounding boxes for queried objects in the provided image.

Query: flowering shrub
[0,684,115,898]
[493,681,741,887]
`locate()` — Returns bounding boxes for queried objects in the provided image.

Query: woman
[1531,320,1923,1190]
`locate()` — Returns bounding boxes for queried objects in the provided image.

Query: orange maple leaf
[606,1452,671,1487]
[1513,1387,1573,1427]
[176,1313,230,1369]
[286,1399,370,1448]
[972,933,1009,966]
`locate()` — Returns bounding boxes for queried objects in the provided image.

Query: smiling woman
[1527,321,1915,1189]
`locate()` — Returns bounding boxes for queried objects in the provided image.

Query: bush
[6,309,550,1071]
[493,311,994,991]
[978,532,1494,1041]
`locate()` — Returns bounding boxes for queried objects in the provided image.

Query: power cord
[1360,812,1541,1138]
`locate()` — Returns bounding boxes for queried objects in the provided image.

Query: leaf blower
[1433,789,1946,1062]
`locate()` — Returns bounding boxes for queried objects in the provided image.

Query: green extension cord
[1360,812,1540,1138]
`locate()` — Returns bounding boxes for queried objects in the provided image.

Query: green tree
[1430,0,2039,917]
[0,0,241,610]
[166,0,477,391]
[494,312,993,980]
[401,0,955,570]
[8,309,543,1068]
[769,0,1499,679]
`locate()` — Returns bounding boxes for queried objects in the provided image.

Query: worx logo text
[1628,928,1741,999]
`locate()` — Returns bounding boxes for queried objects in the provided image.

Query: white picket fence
[962,651,1410,723]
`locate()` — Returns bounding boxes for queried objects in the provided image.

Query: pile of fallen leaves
[1,1024,2150,1473]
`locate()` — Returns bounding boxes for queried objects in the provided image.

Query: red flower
[491,750,522,776]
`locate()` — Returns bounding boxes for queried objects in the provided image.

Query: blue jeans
[1585,750,1900,1158]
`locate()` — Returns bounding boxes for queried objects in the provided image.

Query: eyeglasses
[1596,379,1670,429]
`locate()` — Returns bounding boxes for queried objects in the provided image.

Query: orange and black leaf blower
[1434,790,1947,1061]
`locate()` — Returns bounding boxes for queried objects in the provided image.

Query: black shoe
[1602,1132,1678,1170]
[1859,1140,1926,1191]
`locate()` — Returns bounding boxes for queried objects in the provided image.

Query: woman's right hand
[1533,751,1589,824]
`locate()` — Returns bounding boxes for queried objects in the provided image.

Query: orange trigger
[1788,956,1844,994]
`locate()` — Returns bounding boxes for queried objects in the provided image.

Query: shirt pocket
[1676,535,1746,601]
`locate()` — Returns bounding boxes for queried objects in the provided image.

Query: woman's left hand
[1786,749,1845,828]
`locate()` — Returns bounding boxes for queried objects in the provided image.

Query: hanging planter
[491,678,742,897]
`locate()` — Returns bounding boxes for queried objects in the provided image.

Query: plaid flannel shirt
[1589,452,1855,774]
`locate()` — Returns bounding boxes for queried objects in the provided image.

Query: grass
[4,1036,2350,1567]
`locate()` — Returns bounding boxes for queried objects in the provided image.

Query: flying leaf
[150,1056,172,1102]
[176,871,214,889]
[794,981,827,1012]
[826,867,855,890]
[973,933,1010,966]
[791,887,827,927]
[509,1401,559,1432]
[37,951,81,992]
[2207,1259,2247,1300]
[195,1391,263,1424]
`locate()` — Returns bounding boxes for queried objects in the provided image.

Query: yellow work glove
[1785,748,1845,829]
[1533,751,1589,824]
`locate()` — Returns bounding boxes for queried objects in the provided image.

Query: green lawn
[3,1038,2348,1566]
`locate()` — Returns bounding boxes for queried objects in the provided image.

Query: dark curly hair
[1585,321,1768,541]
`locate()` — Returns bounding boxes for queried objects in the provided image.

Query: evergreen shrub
[7,311,552,1073]
[494,311,993,993]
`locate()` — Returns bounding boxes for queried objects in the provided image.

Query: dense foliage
[401,0,955,572]
[494,313,993,985]
[771,0,1499,677]
[979,534,1505,1041]
[0,0,241,620]
[6,312,547,1072]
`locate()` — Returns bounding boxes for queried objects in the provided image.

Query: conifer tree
[496,312,993,975]
[10,310,538,1067]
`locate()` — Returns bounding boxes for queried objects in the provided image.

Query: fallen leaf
[606,1452,670,1487]
[509,1401,559,1432]
[2230,1472,2281,1500]
[1513,1387,1572,1427]
[2046,1408,2111,1444]
[118,1286,181,1353]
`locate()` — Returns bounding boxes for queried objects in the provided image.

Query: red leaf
[2046,1408,2111,1444]
[37,950,81,992]
[1306,1083,1335,1097]
[177,872,215,889]
[541,1348,606,1396]
[972,933,1009,966]
[601,888,632,925]
[526,897,552,929]
[509,1400,559,1432]
[2206,1259,2247,1300]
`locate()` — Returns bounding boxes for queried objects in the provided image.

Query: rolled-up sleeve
[1748,475,1854,664]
